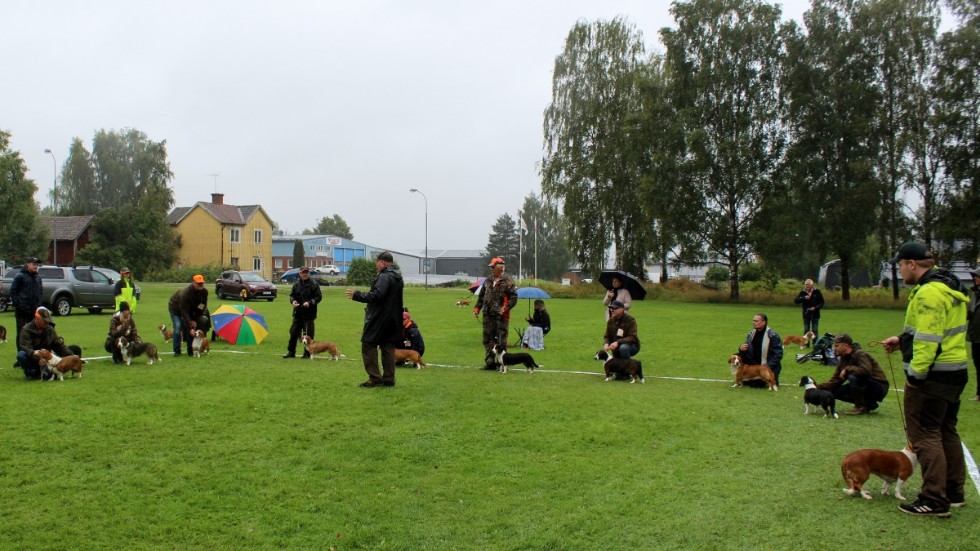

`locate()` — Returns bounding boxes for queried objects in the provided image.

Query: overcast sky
[6,0,815,253]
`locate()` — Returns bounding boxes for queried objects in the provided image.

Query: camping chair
[796,332,837,365]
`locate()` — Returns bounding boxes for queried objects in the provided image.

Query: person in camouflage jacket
[473,257,518,369]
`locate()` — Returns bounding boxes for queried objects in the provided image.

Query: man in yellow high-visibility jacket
[114,267,139,314]
[882,242,969,518]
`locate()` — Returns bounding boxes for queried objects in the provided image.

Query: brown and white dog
[841,446,918,500]
[0,324,6,343]
[34,349,85,380]
[158,324,174,342]
[455,299,471,307]
[783,331,816,349]
[394,348,427,368]
[191,329,210,357]
[117,336,161,366]
[595,349,644,383]
[728,355,778,391]
[300,335,344,361]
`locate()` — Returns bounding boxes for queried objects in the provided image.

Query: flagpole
[518,211,523,281]
[534,216,538,287]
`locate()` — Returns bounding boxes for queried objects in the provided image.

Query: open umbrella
[516,286,551,316]
[598,270,647,301]
[469,277,487,295]
[211,304,269,345]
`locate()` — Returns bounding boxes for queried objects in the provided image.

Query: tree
[57,138,97,215]
[292,239,306,270]
[305,214,353,239]
[483,214,519,269]
[0,129,49,262]
[660,0,786,298]
[781,0,881,300]
[345,257,376,286]
[518,194,574,280]
[75,206,178,275]
[541,17,652,277]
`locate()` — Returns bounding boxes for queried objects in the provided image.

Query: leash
[868,339,911,447]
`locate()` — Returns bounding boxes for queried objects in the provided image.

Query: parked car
[321,264,340,275]
[215,270,278,301]
[0,264,119,316]
[279,268,330,286]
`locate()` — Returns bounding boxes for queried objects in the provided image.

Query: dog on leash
[300,335,344,361]
[117,336,161,366]
[158,324,174,342]
[34,349,85,380]
[394,348,426,368]
[455,299,471,307]
[0,325,6,342]
[491,344,539,373]
[783,331,815,349]
[799,376,838,418]
[728,355,778,391]
[191,330,210,357]
[841,446,918,500]
[594,349,645,383]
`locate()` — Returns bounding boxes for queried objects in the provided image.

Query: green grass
[1,283,977,550]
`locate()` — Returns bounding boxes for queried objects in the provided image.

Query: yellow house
[167,193,275,279]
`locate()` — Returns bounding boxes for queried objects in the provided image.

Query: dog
[595,349,645,383]
[841,446,918,500]
[394,348,427,368]
[159,324,174,342]
[0,325,6,343]
[33,349,85,380]
[782,332,815,349]
[799,375,838,418]
[492,344,539,373]
[117,336,161,366]
[191,330,210,357]
[300,335,344,361]
[728,355,778,391]
[455,299,471,307]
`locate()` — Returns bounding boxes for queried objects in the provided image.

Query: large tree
[661,0,786,298]
[304,214,353,239]
[781,0,881,300]
[0,129,49,262]
[483,213,519,270]
[541,17,651,277]
[518,194,575,281]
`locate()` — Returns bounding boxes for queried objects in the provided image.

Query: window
[230,257,239,268]
[254,230,262,244]
[275,259,282,269]
[253,257,262,271]
[230,228,241,243]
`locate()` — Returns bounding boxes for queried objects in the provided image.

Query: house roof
[168,202,268,226]
[43,215,95,240]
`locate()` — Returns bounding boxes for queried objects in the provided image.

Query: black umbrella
[598,270,646,301]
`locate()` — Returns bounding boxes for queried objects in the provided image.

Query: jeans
[170,312,192,355]
[803,316,819,339]
[833,374,888,410]
[614,342,640,360]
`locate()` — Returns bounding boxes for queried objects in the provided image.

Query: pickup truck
[215,270,278,301]
[0,265,121,316]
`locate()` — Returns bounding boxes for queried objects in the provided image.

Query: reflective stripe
[933,361,969,372]
[903,326,917,334]
[945,325,967,336]
[914,332,943,343]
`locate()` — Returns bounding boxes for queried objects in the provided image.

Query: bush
[345,257,377,286]
[145,263,227,283]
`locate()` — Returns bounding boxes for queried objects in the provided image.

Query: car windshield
[241,272,266,283]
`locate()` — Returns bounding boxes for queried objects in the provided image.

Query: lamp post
[409,188,428,289]
[44,149,57,266]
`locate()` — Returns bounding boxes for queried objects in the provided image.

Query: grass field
[1,282,977,550]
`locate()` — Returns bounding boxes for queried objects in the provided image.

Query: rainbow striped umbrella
[211,304,269,345]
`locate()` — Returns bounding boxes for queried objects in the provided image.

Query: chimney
[211,193,224,205]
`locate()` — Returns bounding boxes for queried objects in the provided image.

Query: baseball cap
[609,300,625,310]
[26,257,40,264]
[35,306,52,322]
[299,266,310,273]
[192,274,205,284]
[833,334,854,345]
[488,257,505,267]
[890,242,932,264]
[120,267,131,274]
[377,251,394,263]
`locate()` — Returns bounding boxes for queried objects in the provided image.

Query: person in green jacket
[114,267,140,314]
[882,242,968,518]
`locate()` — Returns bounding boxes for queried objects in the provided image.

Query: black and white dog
[799,375,837,418]
[117,336,162,366]
[491,344,539,373]
[594,349,645,383]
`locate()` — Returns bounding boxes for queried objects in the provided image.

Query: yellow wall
[173,205,275,280]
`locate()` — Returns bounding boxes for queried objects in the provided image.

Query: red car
[215,270,278,301]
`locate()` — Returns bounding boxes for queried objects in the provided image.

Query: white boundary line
[80,352,980,498]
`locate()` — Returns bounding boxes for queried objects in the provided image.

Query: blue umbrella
[516,287,551,316]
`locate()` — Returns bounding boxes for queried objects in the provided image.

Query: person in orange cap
[473,257,518,370]
[167,274,209,357]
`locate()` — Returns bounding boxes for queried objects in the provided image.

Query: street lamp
[44,149,57,266]
[409,188,428,289]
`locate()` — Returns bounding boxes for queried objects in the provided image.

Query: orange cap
[488,257,505,267]
[193,274,205,283]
